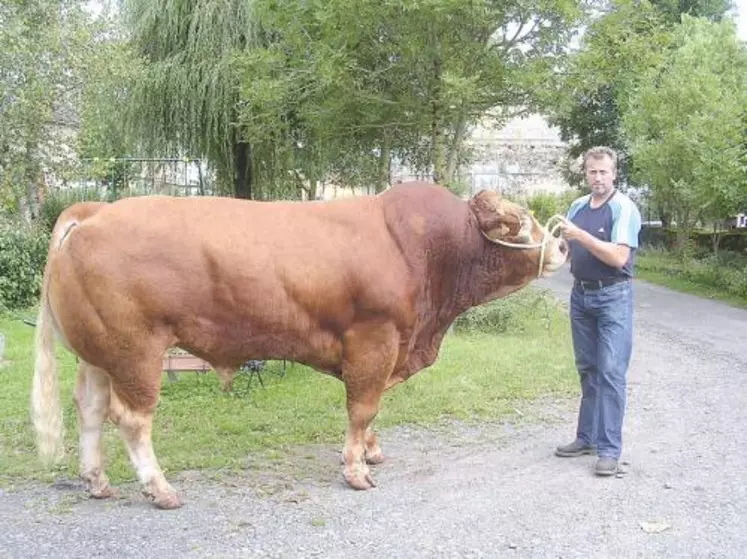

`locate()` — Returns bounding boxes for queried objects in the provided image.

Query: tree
[234,0,583,197]
[0,0,89,221]
[122,0,258,198]
[76,11,142,164]
[543,0,734,193]
[621,16,747,250]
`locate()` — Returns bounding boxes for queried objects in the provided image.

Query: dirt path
[2,265,746,558]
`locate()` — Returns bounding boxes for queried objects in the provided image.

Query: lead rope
[479,214,567,278]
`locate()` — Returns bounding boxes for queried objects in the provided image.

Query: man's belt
[574,276,630,291]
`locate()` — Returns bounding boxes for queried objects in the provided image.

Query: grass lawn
[636,252,747,309]
[0,289,577,486]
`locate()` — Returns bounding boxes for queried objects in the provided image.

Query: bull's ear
[468,190,525,241]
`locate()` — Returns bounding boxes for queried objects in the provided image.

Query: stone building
[461,113,569,198]
[389,112,570,200]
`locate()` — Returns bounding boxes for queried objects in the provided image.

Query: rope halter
[479,213,567,278]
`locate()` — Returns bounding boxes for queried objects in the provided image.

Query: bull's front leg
[343,396,381,489]
[340,322,399,490]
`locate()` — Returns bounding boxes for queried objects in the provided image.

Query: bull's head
[468,190,568,277]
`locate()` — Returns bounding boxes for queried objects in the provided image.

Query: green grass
[0,289,577,486]
[636,249,747,309]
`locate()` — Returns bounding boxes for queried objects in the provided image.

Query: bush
[39,186,108,235]
[453,289,560,335]
[0,218,49,311]
[637,247,747,300]
[523,189,583,224]
[640,226,747,255]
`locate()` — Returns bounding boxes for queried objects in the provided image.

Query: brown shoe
[555,440,596,457]
[595,457,619,476]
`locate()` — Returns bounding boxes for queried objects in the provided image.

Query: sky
[735,0,747,40]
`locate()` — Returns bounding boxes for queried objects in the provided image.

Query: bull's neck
[428,219,508,331]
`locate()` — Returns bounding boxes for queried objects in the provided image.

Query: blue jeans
[570,280,634,460]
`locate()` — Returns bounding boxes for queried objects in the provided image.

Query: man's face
[584,155,616,199]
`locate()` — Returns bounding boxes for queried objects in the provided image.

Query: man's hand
[559,218,586,242]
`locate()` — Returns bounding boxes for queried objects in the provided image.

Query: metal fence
[53,157,213,199]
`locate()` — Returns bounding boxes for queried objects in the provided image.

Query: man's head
[583,146,617,200]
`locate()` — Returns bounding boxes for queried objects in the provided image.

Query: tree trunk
[234,140,253,199]
[376,132,391,193]
[657,205,671,228]
[711,222,722,254]
[445,111,468,185]
[20,142,40,224]
[430,57,445,183]
[307,175,317,201]
[674,207,691,254]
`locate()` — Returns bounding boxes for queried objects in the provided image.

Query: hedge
[640,226,747,254]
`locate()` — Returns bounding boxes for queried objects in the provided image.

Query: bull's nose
[558,239,568,256]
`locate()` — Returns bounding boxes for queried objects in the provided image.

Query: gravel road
[2,264,746,558]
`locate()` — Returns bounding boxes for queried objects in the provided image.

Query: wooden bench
[161,348,288,389]
[161,349,212,382]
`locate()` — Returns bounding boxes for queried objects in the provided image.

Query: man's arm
[560,220,630,269]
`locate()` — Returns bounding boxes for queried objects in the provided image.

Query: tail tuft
[31,296,64,464]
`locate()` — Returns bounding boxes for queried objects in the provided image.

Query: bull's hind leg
[364,426,385,465]
[341,322,399,490]
[108,363,182,509]
[73,361,116,498]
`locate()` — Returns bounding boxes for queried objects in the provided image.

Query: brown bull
[31,181,567,509]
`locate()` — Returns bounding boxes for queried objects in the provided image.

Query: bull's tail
[31,202,106,464]
[31,268,64,464]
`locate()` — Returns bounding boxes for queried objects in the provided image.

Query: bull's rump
[47,194,414,372]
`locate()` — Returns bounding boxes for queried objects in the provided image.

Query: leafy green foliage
[637,247,747,305]
[234,0,584,195]
[621,16,747,243]
[38,187,108,235]
[542,0,733,189]
[542,0,672,187]
[0,1,92,219]
[0,219,49,311]
[123,0,258,197]
[454,289,566,335]
[75,15,144,163]
[523,189,583,224]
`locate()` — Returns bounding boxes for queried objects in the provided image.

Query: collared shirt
[566,190,642,281]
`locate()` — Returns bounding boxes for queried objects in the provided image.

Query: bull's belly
[174,316,345,374]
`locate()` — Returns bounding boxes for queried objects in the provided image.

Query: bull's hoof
[343,466,377,490]
[155,494,183,510]
[89,485,118,499]
[82,473,117,500]
[143,487,184,510]
[365,451,385,465]
[150,492,183,510]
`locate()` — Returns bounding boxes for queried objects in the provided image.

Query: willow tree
[123,0,257,198]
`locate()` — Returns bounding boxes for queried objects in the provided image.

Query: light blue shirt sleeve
[566,196,589,221]
[610,196,642,248]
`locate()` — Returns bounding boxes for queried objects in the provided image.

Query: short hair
[583,146,617,172]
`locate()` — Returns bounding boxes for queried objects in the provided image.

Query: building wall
[389,113,570,200]
[465,113,568,197]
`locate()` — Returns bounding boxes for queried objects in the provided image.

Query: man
[556,146,642,476]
